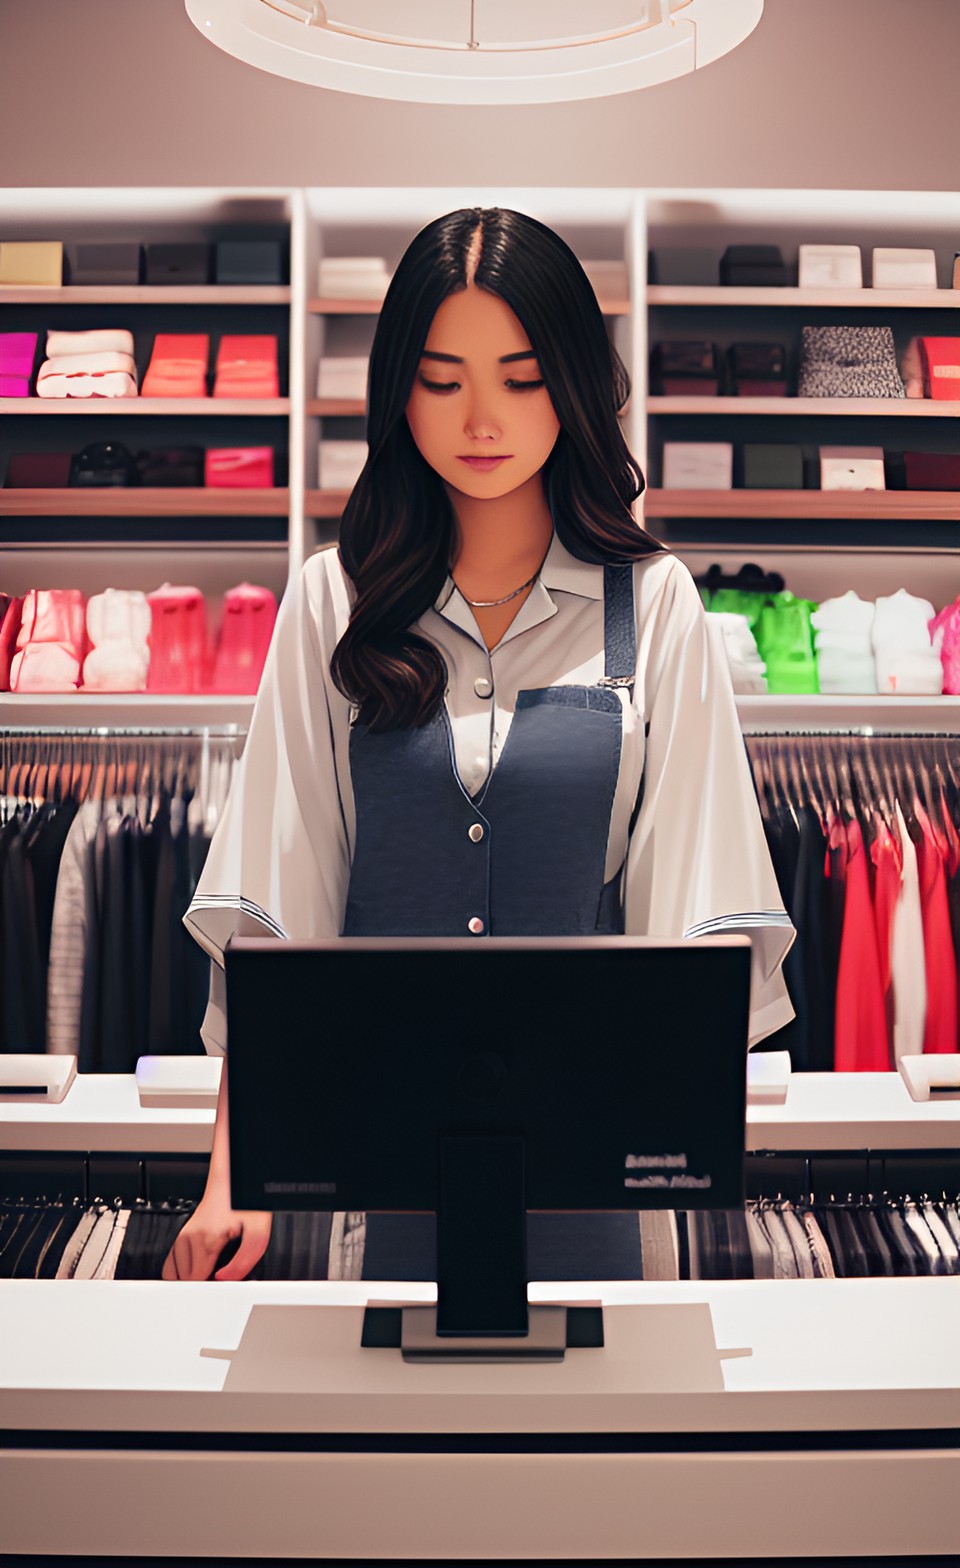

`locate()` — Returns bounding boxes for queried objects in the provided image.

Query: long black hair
[331,206,663,730]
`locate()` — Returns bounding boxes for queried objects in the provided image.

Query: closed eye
[417,376,545,393]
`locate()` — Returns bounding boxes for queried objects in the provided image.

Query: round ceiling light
[185,0,764,104]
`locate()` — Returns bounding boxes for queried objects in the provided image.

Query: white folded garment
[46,328,135,358]
[813,629,874,653]
[872,589,936,652]
[816,651,878,694]
[81,643,149,691]
[41,351,136,378]
[37,369,138,398]
[811,590,875,638]
[707,613,768,694]
[875,648,943,695]
[86,587,151,649]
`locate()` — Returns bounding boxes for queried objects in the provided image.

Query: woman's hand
[161,1201,272,1281]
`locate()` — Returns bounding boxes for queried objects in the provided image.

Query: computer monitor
[224,935,751,1359]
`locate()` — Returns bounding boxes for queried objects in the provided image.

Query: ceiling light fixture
[185,0,763,105]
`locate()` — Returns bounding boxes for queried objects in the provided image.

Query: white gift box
[798,244,863,289]
[317,256,390,299]
[871,248,938,289]
[662,442,733,489]
[317,356,369,399]
[819,446,886,490]
[318,439,368,489]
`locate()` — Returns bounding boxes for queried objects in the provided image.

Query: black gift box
[726,342,788,396]
[68,243,142,286]
[741,444,805,489]
[135,447,205,487]
[720,245,788,287]
[68,442,140,487]
[144,243,211,285]
[648,248,720,286]
[650,341,719,395]
[215,241,285,285]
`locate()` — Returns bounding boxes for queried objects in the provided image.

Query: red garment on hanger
[834,816,889,1072]
[870,814,901,1058]
[913,799,958,1055]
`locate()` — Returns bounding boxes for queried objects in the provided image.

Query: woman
[163,207,794,1283]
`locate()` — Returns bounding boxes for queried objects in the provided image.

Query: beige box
[0,240,63,286]
[819,446,886,490]
[798,244,863,289]
[662,442,733,489]
[872,248,937,289]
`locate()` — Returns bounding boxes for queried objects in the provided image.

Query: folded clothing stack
[872,589,942,694]
[0,332,38,397]
[212,335,279,399]
[929,599,960,695]
[146,583,209,693]
[81,589,151,692]
[706,612,767,694]
[9,589,87,691]
[36,329,137,399]
[211,582,278,693]
[317,256,390,300]
[141,334,209,398]
[318,439,368,489]
[317,356,368,400]
[810,591,877,693]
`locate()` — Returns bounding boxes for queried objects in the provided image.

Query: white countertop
[2,1069,959,1153]
[2,1277,959,1436]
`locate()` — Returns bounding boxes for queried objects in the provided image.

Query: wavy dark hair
[331,206,663,730]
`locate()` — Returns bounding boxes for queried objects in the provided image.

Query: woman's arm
[161,1059,272,1281]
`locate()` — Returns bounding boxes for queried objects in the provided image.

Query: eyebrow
[420,349,538,365]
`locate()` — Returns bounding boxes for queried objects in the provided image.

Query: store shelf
[0,285,290,305]
[0,694,256,728]
[0,489,291,517]
[736,694,960,733]
[307,296,632,316]
[647,285,960,309]
[644,489,960,519]
[2,399,290,417]
[648,396,960,416]
[307,399,366,417]
[305,489,352,517]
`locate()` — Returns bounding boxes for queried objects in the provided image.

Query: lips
[458,456,511,471]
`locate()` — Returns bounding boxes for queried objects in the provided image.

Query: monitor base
[361,1304,604,1361]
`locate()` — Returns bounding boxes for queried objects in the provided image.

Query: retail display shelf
[735,693,960,733]
[305,488,352,516]
[307,398,366,417]
[0,398,291,416]
[1,1069,956,1155]
[648,396,960,416]
[644,489,960,520]
[307,295,632,316]
[0,488,292,517]
[647,285,960,309]
[0,285,291,305]
[0,693,255,729]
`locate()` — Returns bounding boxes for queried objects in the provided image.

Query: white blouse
[186,534,795,1052]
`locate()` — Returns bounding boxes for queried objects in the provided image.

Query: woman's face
[405,284,561,501]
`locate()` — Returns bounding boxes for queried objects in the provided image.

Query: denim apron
[344,564,646,1281]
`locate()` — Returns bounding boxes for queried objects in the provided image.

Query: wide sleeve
[184,555,352,1050]
[623,557,796,1047]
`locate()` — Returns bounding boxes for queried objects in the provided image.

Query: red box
[204,447,275,487]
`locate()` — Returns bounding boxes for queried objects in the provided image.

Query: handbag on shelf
[204,447,275,488]
[725,343,788,396]
[797,326,905,399]
[68,442,140,487]
[649,341,718,395]
[135,448,205,487]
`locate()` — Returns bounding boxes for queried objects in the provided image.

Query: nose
[463,391,503,443]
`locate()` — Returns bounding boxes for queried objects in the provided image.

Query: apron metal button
[474,676,493,698]
[468,823,484,842]
[468,916,485,935]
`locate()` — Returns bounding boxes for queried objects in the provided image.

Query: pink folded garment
[9,642,82,692]
[0,375,31,398]
[36,369,138,399]
[41,351,136,377]
[17,588,86,649]
[45,328,135,358]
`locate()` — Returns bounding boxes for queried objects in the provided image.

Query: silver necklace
[455,568,540,609]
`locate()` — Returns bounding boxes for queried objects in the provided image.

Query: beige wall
[0,0,956,190]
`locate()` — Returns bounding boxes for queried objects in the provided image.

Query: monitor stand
[361,1133,605,1362]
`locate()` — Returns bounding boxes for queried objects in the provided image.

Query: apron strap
[600,563,636,688]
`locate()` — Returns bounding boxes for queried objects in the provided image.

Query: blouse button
[468,916,485,935]
[474,676,493,698]
[468,823,484,843]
